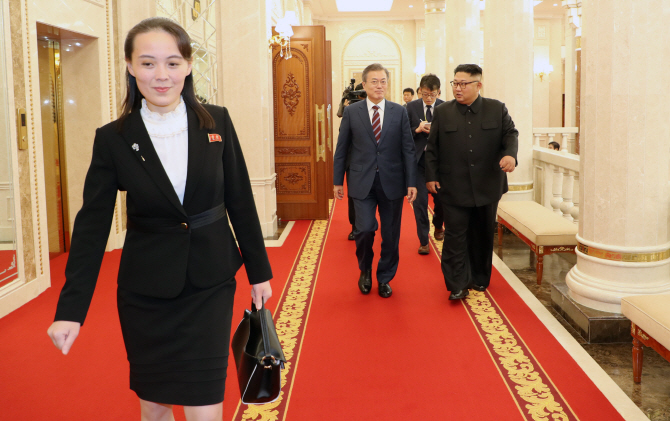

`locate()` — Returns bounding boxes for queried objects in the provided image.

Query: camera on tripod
[344,78,366,104]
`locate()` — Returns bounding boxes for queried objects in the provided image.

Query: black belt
[127,203,226,233]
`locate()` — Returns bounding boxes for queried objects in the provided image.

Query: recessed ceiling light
[553,3,558,5]
[409,4,413,7]
[336,0,393,12]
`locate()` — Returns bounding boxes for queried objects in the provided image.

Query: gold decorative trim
[233,200,335,421]
[577,242,670,263]
[25,0,43,275]
[507,183,533,191]
[424,8,446,13]
[464,292,574,420]
[429,207,577,420]
[575,36,581,49]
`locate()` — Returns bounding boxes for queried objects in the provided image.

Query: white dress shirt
[140,97,189,204]
[366,97,386,131]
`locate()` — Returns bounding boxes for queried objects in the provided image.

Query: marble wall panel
[9,0,36,281]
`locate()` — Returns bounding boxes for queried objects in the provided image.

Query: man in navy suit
[406,74,446,255]
[333,63,417,298]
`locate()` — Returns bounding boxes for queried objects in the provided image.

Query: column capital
[424,0,446,14]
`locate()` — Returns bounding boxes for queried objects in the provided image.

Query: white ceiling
[310,0,564,21]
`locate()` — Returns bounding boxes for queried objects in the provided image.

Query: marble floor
[496,230,670,421]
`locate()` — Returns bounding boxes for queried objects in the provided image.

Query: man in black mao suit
[406,74,445,254]
[334,63,417,298]
[426,64,518,300]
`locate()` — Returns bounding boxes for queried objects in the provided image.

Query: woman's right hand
[47,321,81,355]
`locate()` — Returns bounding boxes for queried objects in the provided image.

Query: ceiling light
[409,4,413,7]
[336,0,393,12]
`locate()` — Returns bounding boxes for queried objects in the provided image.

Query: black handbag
[231,300,286,404]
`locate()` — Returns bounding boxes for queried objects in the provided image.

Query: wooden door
[272,26,332,220]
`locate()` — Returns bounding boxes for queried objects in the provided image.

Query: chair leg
[633,336,643,383]
[536,254,543,285]
[497,222,503,258]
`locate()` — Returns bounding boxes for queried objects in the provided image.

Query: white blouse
[140,97,189,204]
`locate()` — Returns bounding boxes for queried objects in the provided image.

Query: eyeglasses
[450,81,479,89]
[421,92,438,99]
[367,80,387,86]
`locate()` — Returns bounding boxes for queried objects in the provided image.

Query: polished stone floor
[496,230,670,420]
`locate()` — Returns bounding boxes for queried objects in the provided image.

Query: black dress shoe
[378,282,392,298]
[358,270,372,294]
[448,289,470,300]
[471,285,487,292]
[348,231,355,241]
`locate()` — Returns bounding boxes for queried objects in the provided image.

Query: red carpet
[0,197,628,420]
[0,221,311,421]
[231,197,626,421]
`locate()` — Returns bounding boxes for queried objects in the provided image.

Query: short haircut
[454,64,483,79]
[362,63,390,82]
[419,73,441,91]
[403,88,415,95]
[416,86,421,92]
[548,141,561,150]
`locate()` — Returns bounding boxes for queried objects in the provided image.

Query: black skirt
[117,277,237,406]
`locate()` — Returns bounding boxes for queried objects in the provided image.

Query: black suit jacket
[333,99,416,200]
[55,104,272,324]
[425,96,518,207]
[406,98,445,163]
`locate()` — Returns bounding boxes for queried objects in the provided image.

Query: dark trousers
[353,173,404,284]
[439,200,498,292]
[346,170,356,229]
[413,154,444,245]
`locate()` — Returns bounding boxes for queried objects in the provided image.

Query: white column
[483,0,534,200]
[445,0,481,99]
[218,1,277,238]
[563,3,578,153]
[566,0,670,313]
[424,1,447,88]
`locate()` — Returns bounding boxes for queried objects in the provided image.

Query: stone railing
[532,128,580,224]
[533,127,579,154]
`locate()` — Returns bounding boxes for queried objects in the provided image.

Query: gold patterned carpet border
[232,200,334,421]
[427,208,579,421]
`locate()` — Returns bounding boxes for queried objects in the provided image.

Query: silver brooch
[132,143,139,151]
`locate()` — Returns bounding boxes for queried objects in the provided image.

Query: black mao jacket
[425,96,519,207]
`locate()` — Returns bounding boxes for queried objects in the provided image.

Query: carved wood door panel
[273,26,331,220]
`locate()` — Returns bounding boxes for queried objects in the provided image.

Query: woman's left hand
[251,281,272,309]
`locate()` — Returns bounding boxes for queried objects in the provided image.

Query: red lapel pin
[209,133,222,143]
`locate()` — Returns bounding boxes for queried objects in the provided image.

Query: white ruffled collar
[140,97,188,138]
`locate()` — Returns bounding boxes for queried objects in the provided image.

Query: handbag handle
[252,298,275,367]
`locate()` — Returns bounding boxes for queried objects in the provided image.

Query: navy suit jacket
[405,98,445,163]
[333,99,416,200]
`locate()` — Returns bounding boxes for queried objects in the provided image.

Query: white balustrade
[532,127,578,154]
[532,127,580,225]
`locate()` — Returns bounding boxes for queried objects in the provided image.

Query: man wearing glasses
[406,74,446,255]
[425,64,518,300]
[334,63,417,299]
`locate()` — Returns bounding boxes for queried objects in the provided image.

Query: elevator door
[37,31,70,259]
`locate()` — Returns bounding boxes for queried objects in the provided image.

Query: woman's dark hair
[117,17,215,131]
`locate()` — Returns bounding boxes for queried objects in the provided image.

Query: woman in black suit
[47,17,273,421]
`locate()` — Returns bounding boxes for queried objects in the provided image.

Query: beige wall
[314,19,418,136]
